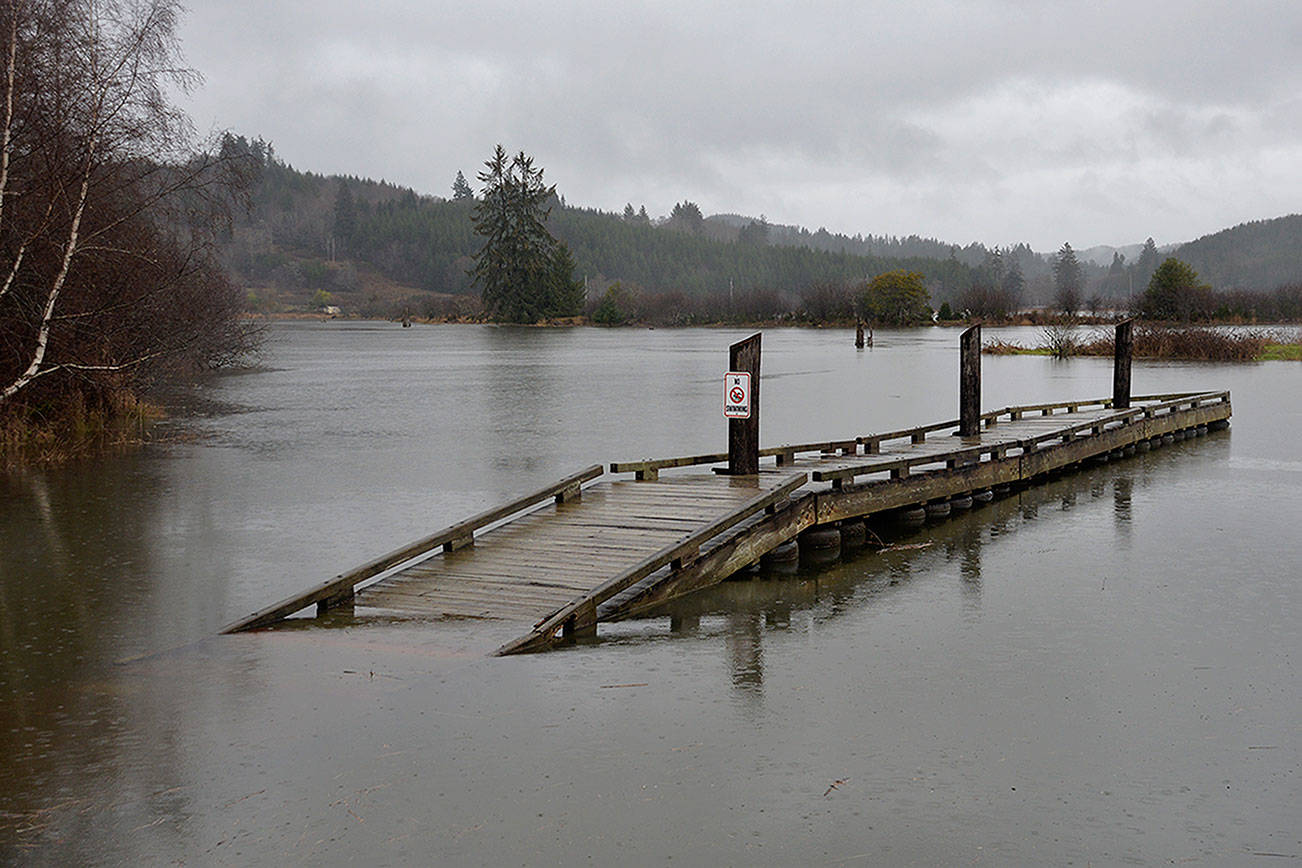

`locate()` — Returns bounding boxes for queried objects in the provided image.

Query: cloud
[177,0,1302,249]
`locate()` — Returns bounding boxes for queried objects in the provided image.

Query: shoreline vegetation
[262,308,1302,362]
[984,323,1302,362]
[0,390,164,470]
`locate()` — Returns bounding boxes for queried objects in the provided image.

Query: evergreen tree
[1132,237,1159,290]
[546,242,585,317]
[622,203,636,221]
[1002,257,1025,300]
[1102,251,1128,297]
[1052,242,1083,314]
[452,170,474,201]
[333,181,357,254]
[470,146,578,321]
[668,201,704,234]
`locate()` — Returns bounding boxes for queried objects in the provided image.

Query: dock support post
[960,325,981,437]
[728,332,761,475]
[1113,319,1133,410]
[855,319,866,349]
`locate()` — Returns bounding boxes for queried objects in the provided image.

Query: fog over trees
[211,137,1302,323]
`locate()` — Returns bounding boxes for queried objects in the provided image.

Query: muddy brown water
[2,323,1299,864]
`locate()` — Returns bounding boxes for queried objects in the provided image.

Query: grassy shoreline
[984,326,1302,362]
[0,391,164,470]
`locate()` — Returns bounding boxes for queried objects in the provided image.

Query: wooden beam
[1113,319,1134,410]
[960,324,981,437]
[727,333,762,475]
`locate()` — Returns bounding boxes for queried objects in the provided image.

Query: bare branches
[0,0,254,414]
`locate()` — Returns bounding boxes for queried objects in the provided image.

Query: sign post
[727,333,761,474]
[1113,319,1134,410]
[959,324,981,438]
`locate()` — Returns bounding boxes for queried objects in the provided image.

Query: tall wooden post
[855,319,865,349]
[728,333,761,475]
[1113,319,1134,409]
[959,325,981,437]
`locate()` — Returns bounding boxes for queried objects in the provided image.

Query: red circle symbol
[729,386,745,404]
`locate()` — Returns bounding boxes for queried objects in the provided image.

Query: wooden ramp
[219,465,806,654]
[355,473,803,624]
[221,390,1230,654]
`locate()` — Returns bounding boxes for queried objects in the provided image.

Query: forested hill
[1174,215,1302,291]
[219,136,1298,317]
[219,137,982,314]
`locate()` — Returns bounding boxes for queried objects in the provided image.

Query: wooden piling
[959,325,981,437]
[728,333,761,475]
[1113,319,1133,410]
[855,319,865,349]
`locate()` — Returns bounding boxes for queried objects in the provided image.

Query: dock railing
[220,464,605,633]
[809,391,1230,488]
[608,391,1230,483]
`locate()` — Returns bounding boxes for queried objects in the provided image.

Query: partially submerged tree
[0,0,255,416]
[470,146,581,322]
[856,270,932,326]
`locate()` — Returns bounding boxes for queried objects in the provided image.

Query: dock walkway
[221,390,1230,654]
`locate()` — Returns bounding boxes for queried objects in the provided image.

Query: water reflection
[646,431,1235,696]
[2,322,1276,865]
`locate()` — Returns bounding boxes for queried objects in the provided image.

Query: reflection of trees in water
[0,460,264,855]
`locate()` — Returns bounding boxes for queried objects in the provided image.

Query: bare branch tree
[0,0,254,414]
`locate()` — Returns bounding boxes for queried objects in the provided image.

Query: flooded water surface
[2,323,1299,864]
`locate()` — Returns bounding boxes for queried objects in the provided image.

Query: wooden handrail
[220,464,605,633]
[611,440,858,477]
[494,472,808,655]
[813,443,997,485]
[610,392,1228,481]
[812,392,1228,486]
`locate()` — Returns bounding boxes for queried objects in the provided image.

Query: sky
[176,0,1302,253]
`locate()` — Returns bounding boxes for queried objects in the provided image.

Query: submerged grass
[0,389,163,469]
[985,325,1302,362]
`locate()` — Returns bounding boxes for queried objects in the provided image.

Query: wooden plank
[363,584,577,607]
[494,472,807,655]
[728,333,761,475]
[960,325,981,437]
[220,464,603,632]
[604,496,818,620]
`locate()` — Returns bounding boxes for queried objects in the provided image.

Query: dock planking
[221,387,1230,655]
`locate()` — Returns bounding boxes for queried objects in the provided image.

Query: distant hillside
[217,135,1297,316]
[218,136,983,315]
[1174,215,1302,291]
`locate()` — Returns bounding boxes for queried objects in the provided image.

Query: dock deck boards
[355,474,798,620]
[222,390,1231,653]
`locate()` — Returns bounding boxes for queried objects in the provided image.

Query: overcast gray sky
[177,0,1302,252]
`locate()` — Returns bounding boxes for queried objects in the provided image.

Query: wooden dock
[221,388,1231,655]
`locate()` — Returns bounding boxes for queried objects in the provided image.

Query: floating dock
[221,383,1231,655]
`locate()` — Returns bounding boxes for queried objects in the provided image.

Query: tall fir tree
[452,170,474,201]
[470,146,580,321]
[1052,242,1083,314]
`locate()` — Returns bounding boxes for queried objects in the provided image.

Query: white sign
[723,372,751,419]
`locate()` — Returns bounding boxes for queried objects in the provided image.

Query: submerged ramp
[219,466,805,646]
[355,473,803,623]
[221,390,1230,655]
